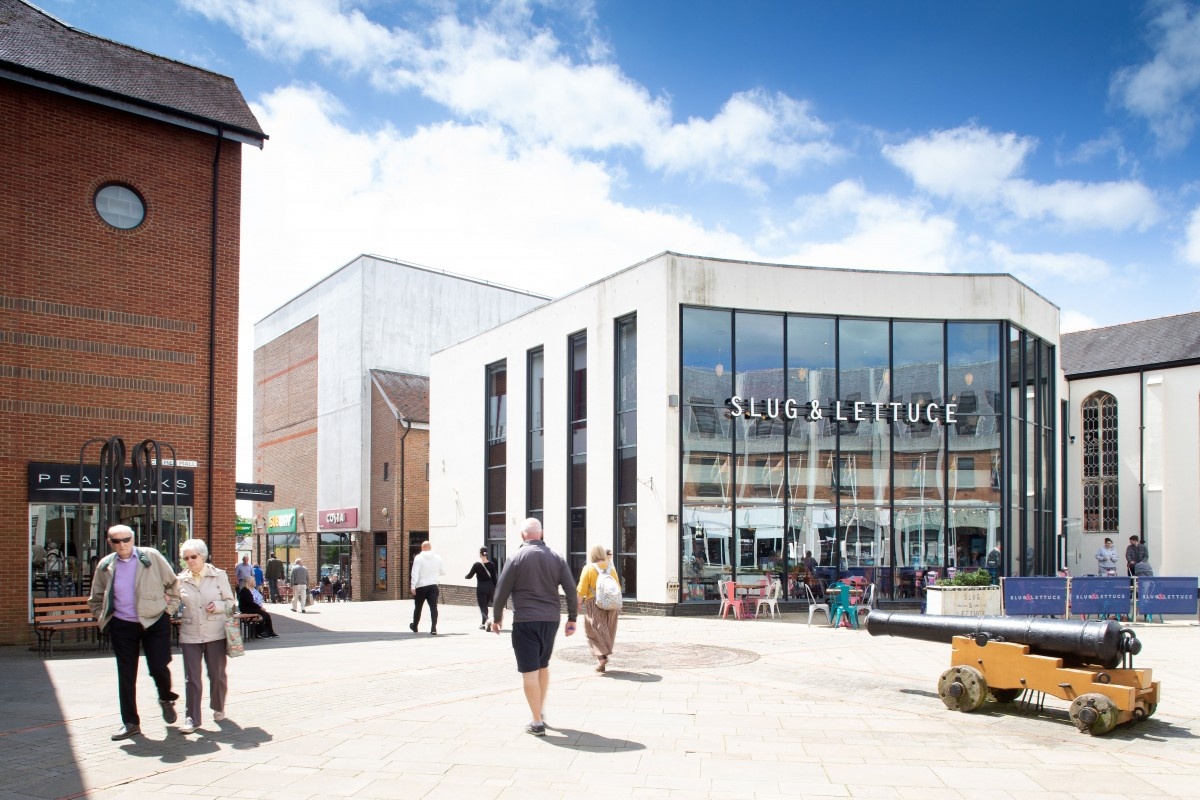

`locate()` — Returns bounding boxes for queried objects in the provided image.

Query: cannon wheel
[989,688,1024,704]
[937,666,988,712]
[1069,693,1120,735]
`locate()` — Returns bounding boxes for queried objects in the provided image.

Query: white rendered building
[1062,312,1200,579]
[252,255,547,594]
[429,252,1062,607]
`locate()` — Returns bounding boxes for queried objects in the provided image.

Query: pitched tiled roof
[1061,312,1200,377]
[371,370,430,423]
[0,0,265,141]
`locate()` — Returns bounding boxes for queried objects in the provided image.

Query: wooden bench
[31,596,103,657]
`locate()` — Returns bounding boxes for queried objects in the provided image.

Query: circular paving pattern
[558,642,759,669]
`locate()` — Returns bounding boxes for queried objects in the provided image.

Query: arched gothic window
[1081,392,1118,533]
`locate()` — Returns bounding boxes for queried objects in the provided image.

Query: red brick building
[1,0,265,643]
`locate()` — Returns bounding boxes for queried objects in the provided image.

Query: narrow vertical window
[614,315,637,596]
[568,332,587,577]
[486,361,508,565]
[527,348,544,523]
[1081,391,1117,534]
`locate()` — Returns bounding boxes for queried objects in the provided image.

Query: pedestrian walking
[491,518,577,736]
[465,547,498,629]
[410,541,444,634]
[290,558,310,613]
[176,539,236,733]
[88,524,181,741]
[577,544,621,673]
[265,554,285,603]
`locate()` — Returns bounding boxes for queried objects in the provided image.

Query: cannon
[867,611,1160,735]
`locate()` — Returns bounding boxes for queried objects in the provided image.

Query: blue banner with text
[1003,578,1068,616]
[1070,577,1132,617]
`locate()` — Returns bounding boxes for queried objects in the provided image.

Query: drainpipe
[207,128,224,555]
[399,416,411,593]
[1139,368,1145,548]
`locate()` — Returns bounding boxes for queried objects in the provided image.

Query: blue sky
[31,0,1200,481]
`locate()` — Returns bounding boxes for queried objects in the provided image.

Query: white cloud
[773,180,961,272]
[1110,0,1200,152]
[185,0,838,189]
[985,242,1111,284]
[1183,205,1200,265]
[883,125,1160,231]
[1060,310,1102,333]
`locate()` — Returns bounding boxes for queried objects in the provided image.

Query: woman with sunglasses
[176,538,237,734]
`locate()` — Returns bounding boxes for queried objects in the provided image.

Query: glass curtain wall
[527,348,545,525]
[679,308,1055,602]
[318,533,350,580]
[485,361,507,565]
[614,315,637,596]
[680,308,732,602]
[568,332,588,578]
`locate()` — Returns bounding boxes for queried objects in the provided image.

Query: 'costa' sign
[318,507,358,530]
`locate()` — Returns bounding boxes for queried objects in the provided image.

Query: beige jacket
[89,547,181,630]
[177,564,237,644]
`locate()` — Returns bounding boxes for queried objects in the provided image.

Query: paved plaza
[1,600,1198,800]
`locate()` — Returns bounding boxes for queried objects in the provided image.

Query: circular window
[94,184,145,230]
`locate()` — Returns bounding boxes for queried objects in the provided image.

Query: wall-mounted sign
[726,396,958,424]
[236,482,276,502]
[28,462,194,504]
[267,508,297,533]
[318,507,358,530]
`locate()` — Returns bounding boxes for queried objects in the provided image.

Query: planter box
[925,585,1002,616]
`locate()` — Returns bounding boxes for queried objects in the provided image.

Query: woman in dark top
[237,577,278,638]
[465,547,498,630]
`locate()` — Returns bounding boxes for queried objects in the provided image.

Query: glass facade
[30,503,192,598]
[680,308,1054,602]
[614,315,637,597]
[318,532,351,580]
[485,361,507,565]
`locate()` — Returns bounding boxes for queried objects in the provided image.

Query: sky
[30,0,1200,488]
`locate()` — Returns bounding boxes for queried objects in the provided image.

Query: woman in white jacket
[177,538,236,733]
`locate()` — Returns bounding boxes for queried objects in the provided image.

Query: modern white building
[1061,312,1200,578]
[252,254,547,596]
[429,252,1062,607]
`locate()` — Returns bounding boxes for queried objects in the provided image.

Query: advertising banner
[1136,577,1199,616]
[1069,576,1132,617]
[1003,578,1068,616]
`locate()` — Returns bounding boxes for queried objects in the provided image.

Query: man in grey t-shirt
[290,558,310,613]
[492,518,577,736]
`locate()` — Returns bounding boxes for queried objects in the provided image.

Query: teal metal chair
[828,582,858,629]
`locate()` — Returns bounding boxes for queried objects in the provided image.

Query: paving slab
[0,601,1197,800]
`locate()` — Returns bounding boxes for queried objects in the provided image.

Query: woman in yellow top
[576,544,620,673]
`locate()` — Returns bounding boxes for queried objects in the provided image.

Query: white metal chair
[802,582,831,626]
[755,579,783,619]
[855,582,877,624]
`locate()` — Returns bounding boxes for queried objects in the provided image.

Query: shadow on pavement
[601,670,663,683]
[540,726,646,751]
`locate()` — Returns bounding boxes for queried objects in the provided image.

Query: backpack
[593,563,622,611]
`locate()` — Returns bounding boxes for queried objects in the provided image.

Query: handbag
[224,612,245,658]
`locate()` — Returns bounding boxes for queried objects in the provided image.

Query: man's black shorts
[511,620,559,673]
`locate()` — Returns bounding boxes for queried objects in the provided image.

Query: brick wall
[251,317,319,571]
[367,383,430,600]
[1,81,242,643]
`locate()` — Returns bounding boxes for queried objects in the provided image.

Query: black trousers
[412,585,439,630]
[108,614,177,725]
[475,582,495,622]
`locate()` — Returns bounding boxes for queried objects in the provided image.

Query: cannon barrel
[866,611,1141,668]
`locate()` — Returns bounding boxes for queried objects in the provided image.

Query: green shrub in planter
[941,568,994,587]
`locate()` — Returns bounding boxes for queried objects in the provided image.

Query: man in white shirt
[410,541,444,635]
